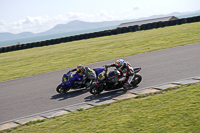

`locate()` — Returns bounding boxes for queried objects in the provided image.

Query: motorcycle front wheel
[131,74,142,86]
[90,84,102,95]
[56,84,70,94]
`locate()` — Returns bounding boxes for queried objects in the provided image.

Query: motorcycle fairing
[133,67,141,73]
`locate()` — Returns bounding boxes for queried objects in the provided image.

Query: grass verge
[2,83,200,133]
[0,22,200,82]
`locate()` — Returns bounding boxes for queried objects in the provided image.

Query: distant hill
[0,10,199,42]
[38,20,126,36]
[0,32,34,42]
[0,20,126,42]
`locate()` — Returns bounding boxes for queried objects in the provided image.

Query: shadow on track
[50,89,89,101]
[51,86,139,102]
[84,86,139,103]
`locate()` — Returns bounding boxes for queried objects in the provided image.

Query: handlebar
[103,66,108,72]
[67,70,72,75]
[102,66,108,79]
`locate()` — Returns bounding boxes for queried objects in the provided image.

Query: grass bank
[2,83,200,133]
[0,22,200,82]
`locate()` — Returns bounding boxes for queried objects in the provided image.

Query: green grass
[2,83,200,133]
[0,22,200,82]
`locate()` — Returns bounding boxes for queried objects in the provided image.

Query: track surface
[0,43,200,123]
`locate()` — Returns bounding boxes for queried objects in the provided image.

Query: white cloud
[66,12,83,20]
[0,9,141,33]
[133,5,143,10]
[0,12,107,33]
[97,10,116,21]
[0,20,6,25]
[120,8,133,13]
[0,15,69,33]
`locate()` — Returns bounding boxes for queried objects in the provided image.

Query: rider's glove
[104,65,109,68]
[82,74,87,80]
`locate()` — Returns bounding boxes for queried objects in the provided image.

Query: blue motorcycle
[56,68,104,94]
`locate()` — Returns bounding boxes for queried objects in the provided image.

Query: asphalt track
[0,42,200,123]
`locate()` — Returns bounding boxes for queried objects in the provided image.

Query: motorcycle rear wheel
[56,84,70,94]
[90,85,102,95]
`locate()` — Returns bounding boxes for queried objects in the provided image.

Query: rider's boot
[123,83,131,90]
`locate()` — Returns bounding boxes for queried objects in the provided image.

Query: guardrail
[0,15,200,53]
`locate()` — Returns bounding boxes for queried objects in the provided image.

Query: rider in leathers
[69,64,96,89]
[105,59,134,89]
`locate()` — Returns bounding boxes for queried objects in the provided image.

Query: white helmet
[115,59,124,69]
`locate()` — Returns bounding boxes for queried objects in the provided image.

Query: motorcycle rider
[105,59,134,89]
[69,64,96,89]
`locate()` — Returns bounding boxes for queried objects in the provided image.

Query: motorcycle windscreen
[94,68,105,75]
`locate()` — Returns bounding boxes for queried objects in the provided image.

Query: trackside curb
[1,76,200,131]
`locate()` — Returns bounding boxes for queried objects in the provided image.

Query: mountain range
[0,10,200,42]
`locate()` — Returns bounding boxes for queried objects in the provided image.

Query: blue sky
[0,0,199,33]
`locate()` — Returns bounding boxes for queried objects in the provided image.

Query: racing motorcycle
[56,68,104,94]
[90,66,142,95]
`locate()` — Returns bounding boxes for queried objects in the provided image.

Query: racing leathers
[69,67,96,89]
[105,61,135,88]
